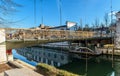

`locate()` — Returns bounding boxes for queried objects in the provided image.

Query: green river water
[59,55,119,76]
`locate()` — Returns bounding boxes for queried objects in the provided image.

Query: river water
[12,49,120,76]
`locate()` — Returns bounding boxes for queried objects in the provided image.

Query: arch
[68,35,73,39]
[51,35,58,39]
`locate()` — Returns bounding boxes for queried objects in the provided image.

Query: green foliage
[36,63,79,76]
[83,24,90,31]
[57,70,79,76]
[36,63,57,76]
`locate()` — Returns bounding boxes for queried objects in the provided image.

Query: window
[54,61,58,67]
[48,53,51,57]
[54,54,57,58]
[61,55,64,60]
[43,52,46,56]
[39,57,41,61]
[48,60,51,65]
[39,52,41,55]
[43,58,46,63]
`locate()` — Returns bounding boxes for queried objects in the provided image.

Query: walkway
[0,60,43,76]
[1,28,113,50]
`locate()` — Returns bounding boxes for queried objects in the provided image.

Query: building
[50,25,67,30]
[16,46,70,67]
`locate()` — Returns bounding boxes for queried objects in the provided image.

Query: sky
[8,0,120,28]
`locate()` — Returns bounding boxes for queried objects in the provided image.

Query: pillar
[34,56,36,60]
[0,29,7,63]
[41,58,43,62]
[51,60,54,66]
[45,59,48,64]
[37,56,39,62]
[57,62,61,67]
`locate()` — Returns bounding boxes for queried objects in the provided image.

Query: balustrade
[4,28,112,41]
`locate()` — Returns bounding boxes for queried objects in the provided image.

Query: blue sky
[10,0,120,28]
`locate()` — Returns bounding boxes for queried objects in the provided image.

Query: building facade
[16,46,70,67]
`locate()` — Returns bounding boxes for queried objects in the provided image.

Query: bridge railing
[93,32,115,38]
[5,28,113,41]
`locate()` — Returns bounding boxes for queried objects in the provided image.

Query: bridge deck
[6,37,111,50]
[0,28,113,50]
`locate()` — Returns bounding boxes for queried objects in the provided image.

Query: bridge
[4,28,112,49]
[0,27,113,63]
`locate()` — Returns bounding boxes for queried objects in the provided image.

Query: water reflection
[59,55,120,76]
[13,48,120,76]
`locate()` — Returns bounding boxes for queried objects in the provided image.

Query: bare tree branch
[104,13,109,27]
[0,0,22,28]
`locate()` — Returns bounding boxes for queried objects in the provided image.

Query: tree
[104,13,109,27]
[77,26,82,31]
[77,19,83,31]
[83,24,90,31]
[95,18,100,28]
[0,0,22,28]
[80,19,83,30]
[92,18,100,29]
[91,23,95,31]
[100,23,105,37]
[92,18,100,37]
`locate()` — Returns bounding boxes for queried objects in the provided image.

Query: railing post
[23,30,25,41]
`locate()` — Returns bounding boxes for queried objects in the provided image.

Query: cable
[111,0,113,24]
[34,0,36,25]
[110,0,114,68]
[40,0,43,24]
[59,0,62,26]
[58,0,63,52]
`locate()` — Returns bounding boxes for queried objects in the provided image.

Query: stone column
[0,29,7,63]
[45,59,48,64]
[41,58,43,62]
[37,56,39,62]
[34,56,36,60]
[57,62,61,67]
[51,60,54,66]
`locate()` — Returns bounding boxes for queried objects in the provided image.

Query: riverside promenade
[0,60,43,76]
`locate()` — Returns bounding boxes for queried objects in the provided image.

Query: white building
[16,46,70,67]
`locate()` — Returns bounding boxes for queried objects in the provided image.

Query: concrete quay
[0,59,43,76]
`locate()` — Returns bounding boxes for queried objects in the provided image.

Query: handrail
[0,27,113,41]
